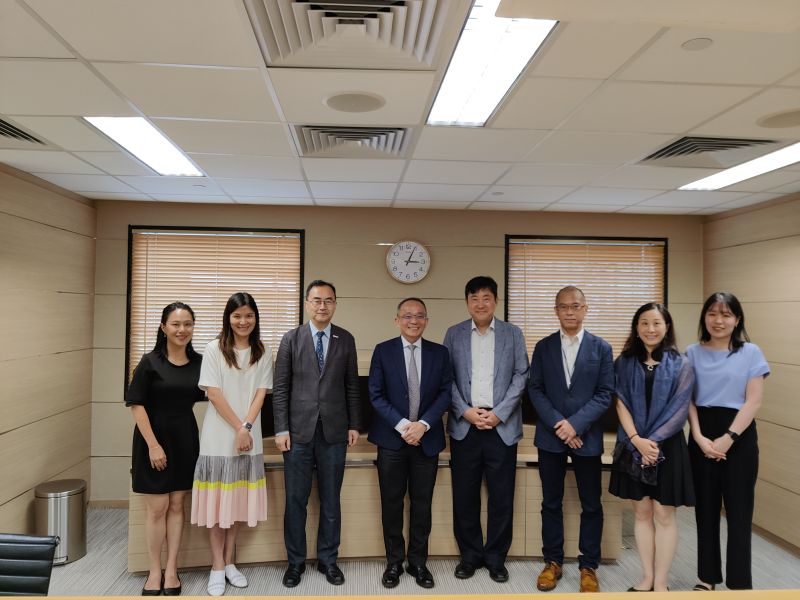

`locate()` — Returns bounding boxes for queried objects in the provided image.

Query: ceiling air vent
[295,125,409,158]
[641,135,784,169]
[0,118,45,145]
[244,0,468,69]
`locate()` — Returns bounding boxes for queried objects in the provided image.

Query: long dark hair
[219,292,265,369]
[621,302,678,362]
[698,291,750,354]
[153,302,200,360]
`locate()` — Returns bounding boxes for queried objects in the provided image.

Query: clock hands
[404,245,418,266]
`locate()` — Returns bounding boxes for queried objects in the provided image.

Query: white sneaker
[225,564,248,588]
[207,569,225,596]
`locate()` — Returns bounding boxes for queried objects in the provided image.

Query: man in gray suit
[272,280,362,588]
[443,276,529,583]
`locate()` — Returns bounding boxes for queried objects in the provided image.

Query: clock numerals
[386,240,430,284]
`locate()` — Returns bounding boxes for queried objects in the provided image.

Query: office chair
[0,533,59,596]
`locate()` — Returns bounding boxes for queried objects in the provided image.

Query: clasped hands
[554,419,583,449]
[696,433,730,461]
[464,407,501,430]
[401,421,426,446]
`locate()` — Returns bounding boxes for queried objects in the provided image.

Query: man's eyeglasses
[399,314,427,321]
[556,303,585,312]
[307,298,336,307]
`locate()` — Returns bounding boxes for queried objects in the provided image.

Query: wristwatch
[241,421,253,431]
[726,429,739,441]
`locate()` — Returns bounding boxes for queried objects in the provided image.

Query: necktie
[408,344,420,421]
[315,331,325,372]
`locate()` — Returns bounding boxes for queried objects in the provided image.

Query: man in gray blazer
[272,280,362,588]
[443,276,529,583]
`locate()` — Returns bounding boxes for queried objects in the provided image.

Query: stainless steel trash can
[34,479,87,565]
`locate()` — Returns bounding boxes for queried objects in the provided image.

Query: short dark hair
[465,276,498,300]
[698,291,750,353]
[621,302,678,362]
[555,285,586,305]
[306,279,336,299]
[397,297,427,313]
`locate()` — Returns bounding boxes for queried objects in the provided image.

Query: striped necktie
[315,330,325,372]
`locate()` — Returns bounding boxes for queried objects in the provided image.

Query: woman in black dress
[126,302,204,596]
[609,303,695,592]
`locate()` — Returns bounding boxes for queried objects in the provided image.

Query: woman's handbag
[612,441,660,486]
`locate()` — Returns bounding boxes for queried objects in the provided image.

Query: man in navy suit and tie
[529,286,613,593]
[443,276,529,583]
[368,297,452,589]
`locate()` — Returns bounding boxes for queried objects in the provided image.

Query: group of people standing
[127,277,768,595]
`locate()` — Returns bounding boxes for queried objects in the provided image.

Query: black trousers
[376,444,439,566]
[538,448,603,569]
[450,426,518,567]
[688,406,758,590]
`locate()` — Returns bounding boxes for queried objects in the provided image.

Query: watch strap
[726,429,739,441]
[242,421,253,431]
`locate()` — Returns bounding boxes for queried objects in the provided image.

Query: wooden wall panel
[754,479,800,549]
[743,303,800,366]
[759,363,800,430]
[704,194,800,250]
[756,420,800,495]
[93,293,126,349]
[0,349,91,434]
[93,402,135,457]
[92,349,125,404]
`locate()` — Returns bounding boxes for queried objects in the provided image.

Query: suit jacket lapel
[420,338,432,401]
[493,320,506,379]
[569,333,589,391]
[550,334,569,393]
[395,337,408,393]
[323,325,339,377]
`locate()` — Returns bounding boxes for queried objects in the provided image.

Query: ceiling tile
[0,149,102,174]
[544,204,626,213]
[153,120,294,156]
[531,21,661,79]
[231,197,313,206]
[413,128,547,162]
[561,81,759,133]
[479,185,574,203]
[404,161,510,185]
[594,165,719,189]
[269,69,435,125]
[396,183,486,201]
[146,195,233,203]
[7,116,116,151]
[491,78,603,129]
[80,192,151,200]
[637,190,748,208]
[301,158,405,182]
[619,205,698,214]
[74,151,154,176]
[780,70,800,87]
[32,173,137,193]
[394,200,471,210]
[766,179,800,195]
[190,155,302,179]
[618,28,800,85]
[712,192,783,210]
[94,64,279,121]
[556,187,662,205]
[691,88,800,139]
[314,198,393,207]
[723,168,800,192]
[524,131,673,165]
[0,60,134,116]
[0,1,72,58]
[310,182,396,200]
[497,164,613,186]
[215,178,309,197]
[469,202,548,211]
[26,0,260,66]
[117,176,224,195]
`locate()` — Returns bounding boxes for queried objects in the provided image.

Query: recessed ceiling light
[679,141,800,190]
[427,0,557,127]
[681,37,714,51]
[83,117,202,177]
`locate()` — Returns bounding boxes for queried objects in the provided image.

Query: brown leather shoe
[580,567,600,593]
[536,561,562,591]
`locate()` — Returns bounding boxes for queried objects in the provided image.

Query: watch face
[386,240,430,284]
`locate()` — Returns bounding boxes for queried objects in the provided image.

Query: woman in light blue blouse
[686,292,769,591]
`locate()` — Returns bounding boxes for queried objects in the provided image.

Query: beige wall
[92,200,704,501]
[704,193,800,549]
[0,167,95,533]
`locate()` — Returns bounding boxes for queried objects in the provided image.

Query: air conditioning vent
[244,0,467,69]
[640,136,785,169]
[0,118,45,145]
[296,125,409,157]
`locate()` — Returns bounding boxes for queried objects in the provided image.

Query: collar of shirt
[309,321,332,339]
[560,328,585,346]
[471,317,496,333]
[401,335,422,349]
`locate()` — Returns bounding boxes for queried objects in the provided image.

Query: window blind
[507,238,665,356]
[127,229,302,381]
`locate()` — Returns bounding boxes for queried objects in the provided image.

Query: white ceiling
[0,0,799,214]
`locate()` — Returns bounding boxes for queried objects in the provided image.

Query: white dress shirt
[560,328,585,387]
[470,318,495,408]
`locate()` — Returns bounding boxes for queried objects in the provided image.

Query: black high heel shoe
[141,573,163,596]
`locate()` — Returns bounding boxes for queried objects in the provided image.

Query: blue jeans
[282,421,347,565]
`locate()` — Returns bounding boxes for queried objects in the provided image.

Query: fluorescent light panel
[83,117,202,176]
[680,141,800,190]
[427,0,556,127]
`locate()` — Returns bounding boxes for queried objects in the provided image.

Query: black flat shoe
[454,561,476,579]
[627,586,653,592]
[693,582,715,591]
[382,562,404,588]
[163,575,181,596]
[317,562,345,585]
[406,564,434,588]
[282,563,305,588]
[142,573,163,596]
[488,564,509,583]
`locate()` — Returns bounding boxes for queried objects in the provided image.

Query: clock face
[386,240,430,284]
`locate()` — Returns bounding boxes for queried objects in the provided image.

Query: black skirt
[609,430,695,507]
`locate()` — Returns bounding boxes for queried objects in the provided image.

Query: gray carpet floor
[49,507,800,596]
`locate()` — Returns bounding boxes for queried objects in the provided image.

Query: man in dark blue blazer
[529,286,613,593]
[368,298,452,589]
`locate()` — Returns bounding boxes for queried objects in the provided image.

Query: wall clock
[386,240,430,284]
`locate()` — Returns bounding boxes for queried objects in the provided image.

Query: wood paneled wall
[93,200,704,502]
[704,192,800,549]
[0,167,95,533]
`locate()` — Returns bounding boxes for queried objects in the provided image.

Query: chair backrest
[0,533,59,596]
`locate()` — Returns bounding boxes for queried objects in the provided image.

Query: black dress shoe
[488,565,509,583]
[454,561,476,579]
[317,562,345,585]
[406,564,434,588]
[282,563,305,588]
[382,562,404,588]
[162,575,181,596]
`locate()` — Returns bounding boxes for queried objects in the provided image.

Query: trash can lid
[34,479,87,498]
